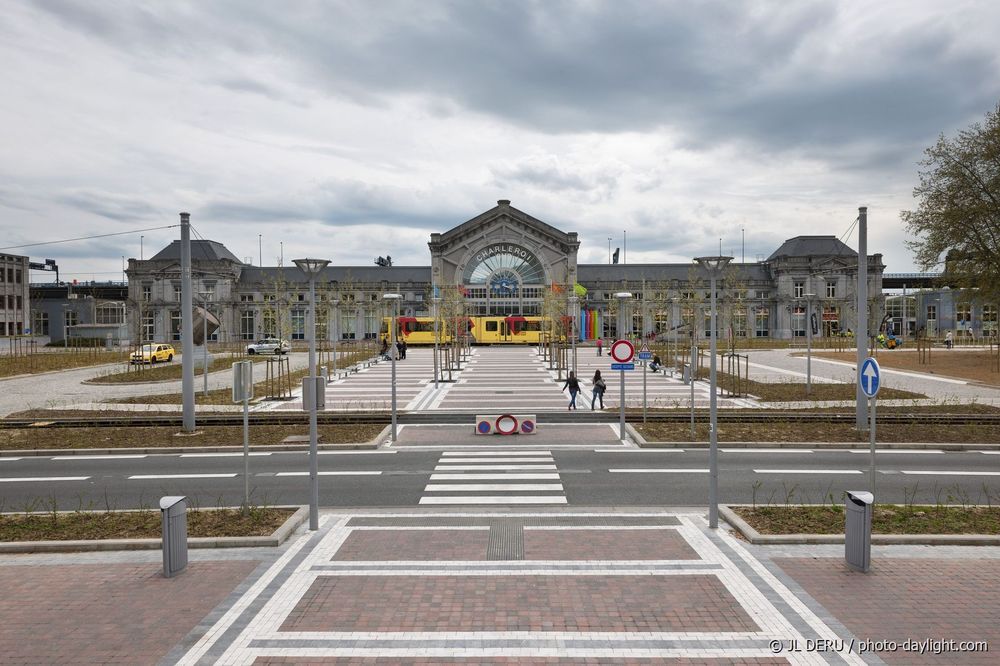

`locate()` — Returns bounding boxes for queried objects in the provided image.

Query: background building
[0,254,30,337]
[125,201,886,344]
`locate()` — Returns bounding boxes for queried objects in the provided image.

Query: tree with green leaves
[902,103,1000,304]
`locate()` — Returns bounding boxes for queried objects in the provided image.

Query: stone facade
[124,201,885,344]
[0,253,30,337]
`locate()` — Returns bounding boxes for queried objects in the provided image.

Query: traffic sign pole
[869,397,877,495]
[642,358,647,423]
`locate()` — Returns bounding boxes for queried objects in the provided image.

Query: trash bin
[845,490,873,572]
[161,496,188,578]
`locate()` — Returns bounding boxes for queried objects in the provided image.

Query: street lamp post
[330,299,340,379]
[694,255,733,529]
[432,296,441,389]
[615,292,632,439]
[293,258,331,532]
[383,293,402,442]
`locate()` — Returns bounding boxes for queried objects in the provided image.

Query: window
[792,305,806,337]
[173,285,182,302]
[141,285,151,302]
[16,296,22,310]
[142,312,154,342]
[296,293,305,302]
[486,320,498,332]
[240,311,255,340]
[793,281,805,298]
[32,311,49,335]
[263,294,276,302]
[984,305,998,333]
[261,310,276,336]
[755,308,769,337]
[927,305,937,320]
[15,269,21,284]
[291,309,305,340]
[733,309,747,337]
[826,281,836,298]
[7,295,14,309]
[201,284,216,301]
[754,290,769,299]
[957,304,972,323]
[6,268,12,282]
[170,310,182,340]
[240,294,255,302]
[96,304,124,325]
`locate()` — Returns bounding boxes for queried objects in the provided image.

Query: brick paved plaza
[1,509,999,664]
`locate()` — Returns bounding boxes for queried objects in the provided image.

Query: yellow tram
[380,316,566,345]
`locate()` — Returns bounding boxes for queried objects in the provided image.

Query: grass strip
[0,350,127,378]
[0,424,384,450]
[635,421,1000,443]
[0,507,293,541]
[733,505,1000,535]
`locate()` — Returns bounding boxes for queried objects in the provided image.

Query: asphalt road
[2,446,999,510]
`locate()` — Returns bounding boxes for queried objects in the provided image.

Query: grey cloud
[33,0,1000,165]
[55,190,163,222]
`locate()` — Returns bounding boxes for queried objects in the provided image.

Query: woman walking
[591,369,606,410]
[562,371,581,410]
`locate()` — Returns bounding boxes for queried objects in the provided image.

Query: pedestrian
[400,339,408,359]
[379,337,389,359]
[562,370,581,410]
[591,369,606,410]
[596,338,603,356]
[945,330,953,349]
[396,340,404,360]
[648,355,661,373]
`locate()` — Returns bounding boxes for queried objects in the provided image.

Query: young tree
[902,103,1000,304]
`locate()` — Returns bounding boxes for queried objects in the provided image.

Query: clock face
[489,270,519,295]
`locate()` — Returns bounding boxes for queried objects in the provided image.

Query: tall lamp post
[614,292,632,439]
[383,293,402,442]
[568,294,579,375]
[293,258,330,532]
[694,255,733,529]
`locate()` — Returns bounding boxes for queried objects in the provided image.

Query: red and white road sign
[609,339,635,363]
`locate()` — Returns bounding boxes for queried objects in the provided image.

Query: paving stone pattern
[281,574,759,633]
[0,560,258,665]
[776,557,1000,664]
[179,512,864,664]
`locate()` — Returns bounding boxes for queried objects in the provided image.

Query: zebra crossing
[419,450,567,504]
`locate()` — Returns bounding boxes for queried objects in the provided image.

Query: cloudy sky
[3,0,999,281]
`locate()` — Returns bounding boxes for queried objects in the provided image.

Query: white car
[246,338,290,355]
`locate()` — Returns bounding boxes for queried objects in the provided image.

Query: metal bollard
[161,496,188,578]
[845,491,873,573]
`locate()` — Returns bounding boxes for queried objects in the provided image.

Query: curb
[720,504,1000,546]
[0,505,309,554]
[623,422,645,445]
[638,441,1000,450]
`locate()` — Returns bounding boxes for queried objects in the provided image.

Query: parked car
[130,343,175,364]
[246,338,290,355]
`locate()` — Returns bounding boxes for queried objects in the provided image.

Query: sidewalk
[4,508,998,664]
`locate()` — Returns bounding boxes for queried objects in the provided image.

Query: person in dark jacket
[562,371,581,410]
[591,369,606,409]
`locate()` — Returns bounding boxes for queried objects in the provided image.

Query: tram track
[4,410,1000,429]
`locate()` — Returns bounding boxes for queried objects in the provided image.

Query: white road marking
[50,454,148,460]
[720,449,814,454]
[418,496,568,504]
[753,469,863,474]
[433,464,557,471]
[846,449,944,454]
[0,458,22,462]
[436,457,553,463]
[976,451,1000,455]
[609,468,709,473]
[0,476,90,482]
[424,483,564,492]
[318,450,397,455]
[429,473,560,480]
[441,450,552,456]
[274,471,383,476]
[900,470,1000,476]
[595,448,684,453]
[128,473,237,479]
[179,452,272,458]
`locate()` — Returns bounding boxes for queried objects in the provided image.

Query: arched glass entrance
[462,243,547,315]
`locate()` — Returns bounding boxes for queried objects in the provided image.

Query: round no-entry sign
[610,339,635,363]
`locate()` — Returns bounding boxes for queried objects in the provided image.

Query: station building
[125,200,885,344]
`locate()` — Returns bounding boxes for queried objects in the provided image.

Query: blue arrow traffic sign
[859,357,880,398]
[611,363,635,370]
